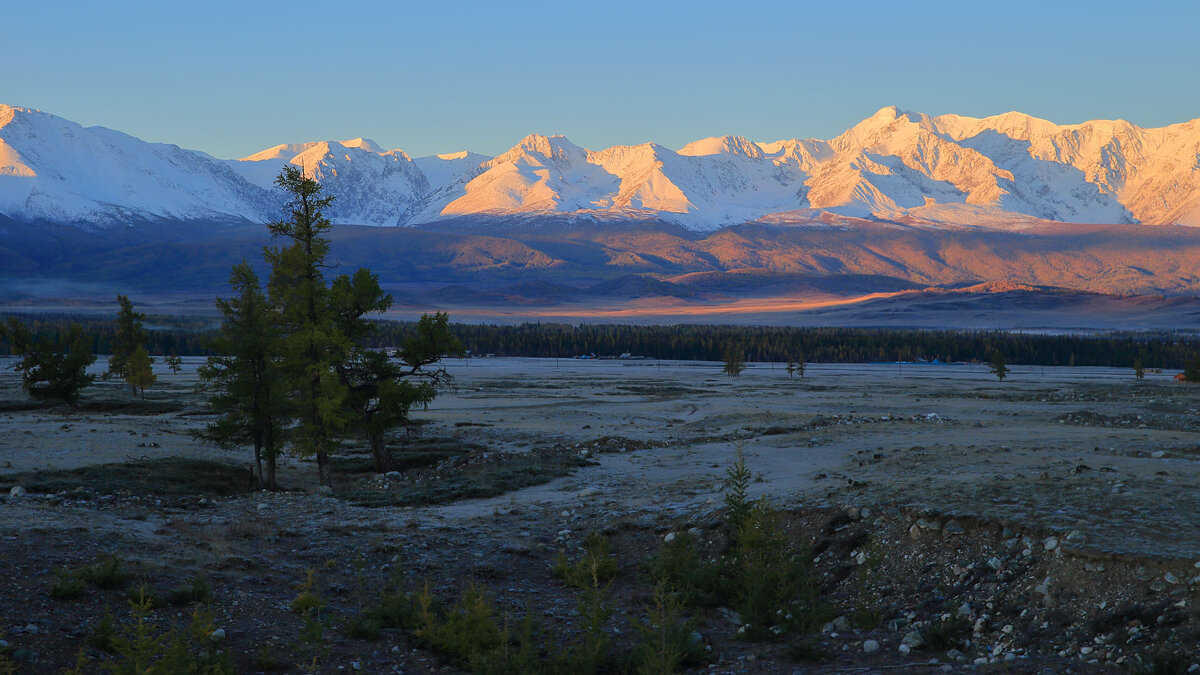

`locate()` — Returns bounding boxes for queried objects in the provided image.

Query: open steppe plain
[1,357,1199,673]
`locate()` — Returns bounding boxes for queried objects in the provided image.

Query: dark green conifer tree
[1,318,96,407]
[198,263,286,489]
[106,295,147,392]
[264,167,349,488]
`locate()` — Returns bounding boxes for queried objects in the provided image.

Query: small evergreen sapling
[989,351,1008,381]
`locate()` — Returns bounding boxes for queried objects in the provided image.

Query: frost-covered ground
[2,358,1199,672]
[3,357,1196,558]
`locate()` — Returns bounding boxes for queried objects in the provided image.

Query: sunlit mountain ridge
[3,104,1199,230]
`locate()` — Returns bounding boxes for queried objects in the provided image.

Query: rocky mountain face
[2,104,1199,230]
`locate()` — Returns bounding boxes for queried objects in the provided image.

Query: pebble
[862,639,879,653]
[901,630,924,647]
[1034,577,1053,596]
[1165,572,1180,585]
[663,532,676,543]
[1151,450,1165,459]
[256,503,268,511]
[942,521,965,536]
[9,486,25,497]
[210,628,225,640]
[898,644,911,654]
[1043,537,1059,551]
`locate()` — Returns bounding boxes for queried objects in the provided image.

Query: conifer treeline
[421,324,1199,368]
[2,315,1198,369]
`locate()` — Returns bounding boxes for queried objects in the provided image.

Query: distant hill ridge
[2,104,1199,230]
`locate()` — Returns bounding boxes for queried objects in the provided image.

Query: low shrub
[628,582,708,674]
[167,575,211,605]
[80,553,129,590]
[68,587,234,675]
[921,614,971,651]
[553,532,618,589]
[49,568,85,600]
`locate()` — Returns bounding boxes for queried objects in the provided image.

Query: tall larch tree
[265,166,349,488]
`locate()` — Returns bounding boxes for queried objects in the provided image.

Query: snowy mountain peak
[341,137,383,153]
[678,135,764,159]
[3,104,1200,230]
[494,134,585,164]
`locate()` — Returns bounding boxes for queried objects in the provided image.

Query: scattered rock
[9,486,26,497]
[862,639,879,653]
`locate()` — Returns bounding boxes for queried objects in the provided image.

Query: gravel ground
[1,357,1199,673]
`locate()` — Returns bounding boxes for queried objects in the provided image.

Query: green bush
[87,612,119,652]
[290,569,325,614]
[344,615,382,641]
[252,643,289,672]
[727,499,824,640]
[628,583,707,674]
[75,588,234,674]
[552,532,618,589]
[419,583,505,665]
[49,568,85,600]
[167,575,212,605]
[80,553,129,590]
[921,614,970,651]
[646,532,721,608]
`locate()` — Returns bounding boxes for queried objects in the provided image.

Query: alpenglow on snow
[2,104,1199,230]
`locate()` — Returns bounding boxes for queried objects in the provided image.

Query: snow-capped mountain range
[2,103,1199,230]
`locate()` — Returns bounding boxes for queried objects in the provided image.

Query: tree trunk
[265,451,277,491]
[317,449,331,488]
[253,442,264,489]
[370,432,398,473]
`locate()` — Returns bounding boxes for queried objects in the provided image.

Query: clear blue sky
[5,0,1198,159]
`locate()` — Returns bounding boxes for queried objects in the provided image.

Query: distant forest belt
[2,314,1198,369]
